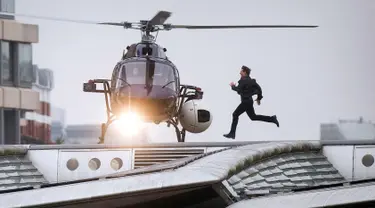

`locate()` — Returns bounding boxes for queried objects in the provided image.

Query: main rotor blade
[168,25,318,29]
[149,11,171,25]
[98,22,134,28]
[0,12,101,25]
[0,11,138,28]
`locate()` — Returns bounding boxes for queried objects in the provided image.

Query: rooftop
[227,179,375,208]
[0,146,48,191]
[1,140,375,207]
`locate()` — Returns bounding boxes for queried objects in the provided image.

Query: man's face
[240,69,246,77]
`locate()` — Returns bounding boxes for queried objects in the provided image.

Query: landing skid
[83,79,203,144]
[166,118,186,142]
[98,115,116,144]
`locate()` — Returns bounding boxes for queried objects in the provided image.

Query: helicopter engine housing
[178,100,212,133]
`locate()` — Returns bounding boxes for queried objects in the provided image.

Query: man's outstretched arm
[231,80,243,94]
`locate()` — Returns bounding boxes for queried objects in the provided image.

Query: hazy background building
[65,124,150,144]
[49,101,151,145]
[21,65,54,144]
[50,105,66,143]
[320,117,375,140]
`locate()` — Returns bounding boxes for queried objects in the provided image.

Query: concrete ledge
[27,141,268,150]
[20,88,39,110]
[0,87,39,110]
[23,140,375,150]
[0,145,29,156]
[0,20,39,43]
[2,86,20,108]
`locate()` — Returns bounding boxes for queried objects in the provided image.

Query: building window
[48,70,54,89]
[32,65,38,83]
[0,0,14,12]
[18,43,33,85]
[38,69,49,87]
[1,41,13,83]
[0,0,15,19]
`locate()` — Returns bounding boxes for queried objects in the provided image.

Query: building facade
[65,124,101,144]
[21,65,54,144]
[0,0,40,144]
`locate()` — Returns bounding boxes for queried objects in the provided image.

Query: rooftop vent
[133,148,205,169]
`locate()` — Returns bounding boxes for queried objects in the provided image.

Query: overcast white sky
[15,0,375,143]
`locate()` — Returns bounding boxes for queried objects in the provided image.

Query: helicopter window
[152,44,167,58]
[111,63,121,90]
[136,44,150,57]
[118,64,145,85]
[135,44,166,58]
[151,64,176,90]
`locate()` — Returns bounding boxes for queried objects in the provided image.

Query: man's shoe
[223,133,236,139]
[272,115,279,127]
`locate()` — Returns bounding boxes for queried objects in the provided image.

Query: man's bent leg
[246,106,279,127]
[224,103,246,139]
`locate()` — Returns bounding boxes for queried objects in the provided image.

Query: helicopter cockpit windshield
[116,60,177,92]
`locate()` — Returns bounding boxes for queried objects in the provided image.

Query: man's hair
[241,65,251,75]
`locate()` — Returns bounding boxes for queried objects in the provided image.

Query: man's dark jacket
[231,76,263,102]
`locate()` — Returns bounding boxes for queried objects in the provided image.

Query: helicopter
[0,10,318,143]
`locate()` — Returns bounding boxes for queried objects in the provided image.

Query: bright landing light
[117,111,144,136]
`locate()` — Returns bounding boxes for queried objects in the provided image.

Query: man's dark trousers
[229,99,275,135]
